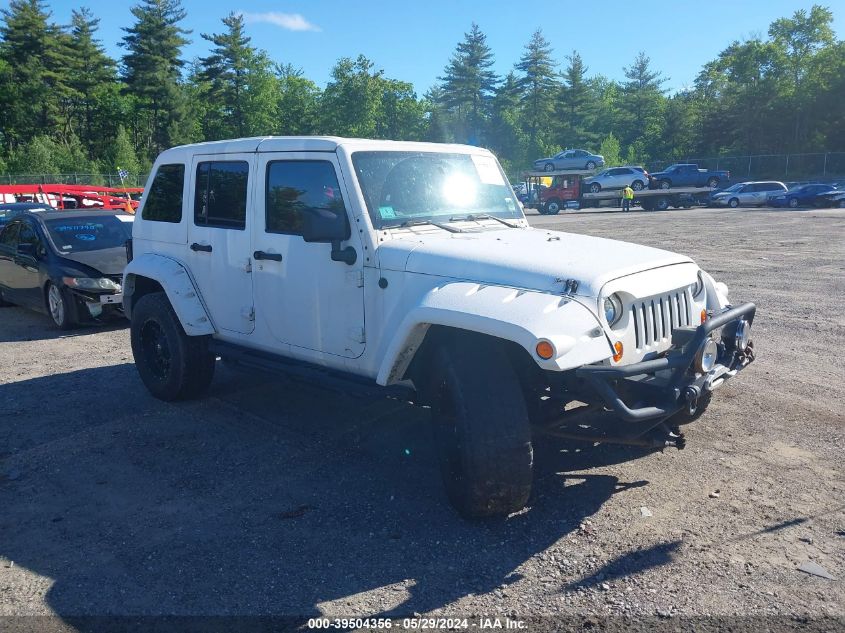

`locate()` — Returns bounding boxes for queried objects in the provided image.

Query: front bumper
[576,303,756,422]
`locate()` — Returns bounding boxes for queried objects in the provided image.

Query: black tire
[543,163,555,172]
[423,333,533,518]
[707,177,719,188]
[669,392,712,425]
[586,161,596,170]
[45,282,76,330]
[631,180,645,191]
[658,179,671,190]
[544,198,562,215]
[655,197,670,211]
[130,291,215,401]
[788,198,799,208]
[589,182,601,193]
[728,197,739,208]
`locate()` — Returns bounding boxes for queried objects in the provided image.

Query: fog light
[735,319,751,351]
[612,341,624,362]
[695,338,718,373]
[536,340,555,360]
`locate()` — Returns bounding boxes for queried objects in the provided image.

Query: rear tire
[423,333,533,518]
[130,291,215,401]
[632,180,644,191]
[586,161,597,170]
[788,198,799,208]
[655,197,670,211]
[659,180,671,190]
[543,163,555,172]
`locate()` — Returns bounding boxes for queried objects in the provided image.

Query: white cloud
[240,11,321,32]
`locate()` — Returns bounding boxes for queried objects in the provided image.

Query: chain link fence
[0,173,148,188]
[646,152,845,183]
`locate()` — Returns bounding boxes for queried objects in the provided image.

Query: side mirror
[300,207,357,266]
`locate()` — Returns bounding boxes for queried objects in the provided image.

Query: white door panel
[251,152,365,359]
[187,154,255,335]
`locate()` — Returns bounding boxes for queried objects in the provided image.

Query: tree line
[0,0,843,181]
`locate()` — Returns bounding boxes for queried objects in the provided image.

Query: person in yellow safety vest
[621,185,634,212]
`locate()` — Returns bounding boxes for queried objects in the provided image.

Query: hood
[55,247,127,277]
[378,227,693,297]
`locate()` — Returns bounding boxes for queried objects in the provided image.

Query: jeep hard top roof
[157,136,491,162]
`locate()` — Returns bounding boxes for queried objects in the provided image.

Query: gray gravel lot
[0,206,843,628]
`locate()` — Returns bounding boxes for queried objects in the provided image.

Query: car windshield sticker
[471,154,505,186]
[379,205,396,219]
[76,234,96,241]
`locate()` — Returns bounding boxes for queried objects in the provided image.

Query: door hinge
[242,306,255,322]
[346,270,364,288]
[348,326,365,344]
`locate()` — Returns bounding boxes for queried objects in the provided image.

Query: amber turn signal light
[701,309,708,324]
[536,340,555,360]
[612,341,624,362]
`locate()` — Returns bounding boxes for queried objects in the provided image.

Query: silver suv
[712,181,787,207]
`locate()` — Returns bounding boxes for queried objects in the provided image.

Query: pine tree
[121,0,190,157]
[199,12,252,138]
[438,23,498,144]
[276,64,321,135]
[0,0,67,146]
[556,51,597,149]
[515,29,558,156]
[67,8,118,158]
[620,52,667,154]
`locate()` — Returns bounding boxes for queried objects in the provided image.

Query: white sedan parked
[582,166,650,193]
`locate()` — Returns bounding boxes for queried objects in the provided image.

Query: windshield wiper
[448,213,519,229]
[398,219,464,233]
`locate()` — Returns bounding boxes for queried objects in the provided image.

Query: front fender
[123,253,215,336]
[375,282,613,386]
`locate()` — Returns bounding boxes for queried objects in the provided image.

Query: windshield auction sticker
[471,154,505,186]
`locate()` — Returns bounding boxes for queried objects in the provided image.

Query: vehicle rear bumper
[576,303,756,422]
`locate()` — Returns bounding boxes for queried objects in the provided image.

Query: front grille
[631,289,693,350]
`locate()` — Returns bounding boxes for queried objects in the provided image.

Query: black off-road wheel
[423,333,533,518]
[130,291,215,401]
[543,198,562,215]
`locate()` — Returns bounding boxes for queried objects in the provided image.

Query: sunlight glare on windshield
[442,172,477,207]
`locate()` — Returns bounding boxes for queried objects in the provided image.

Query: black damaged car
[0,210,133,329]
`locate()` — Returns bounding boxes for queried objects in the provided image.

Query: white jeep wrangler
[124,137,756,518]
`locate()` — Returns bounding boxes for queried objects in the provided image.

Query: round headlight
[692,271,705,298]
[695,338,718,373]
[603,294,622,326]
[735,319,751,352]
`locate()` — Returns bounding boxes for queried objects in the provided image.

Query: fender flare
[375,282,611,386]
[123,253,215,336]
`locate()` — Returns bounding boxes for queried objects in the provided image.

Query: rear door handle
[253,250,282,261]
[190,242,212,252]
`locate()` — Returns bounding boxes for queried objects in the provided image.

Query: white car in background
[711,181,787,208]
[583,166,650,193]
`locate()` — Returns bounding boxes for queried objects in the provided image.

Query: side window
[0,222,19,247]
[194,161,249,230]
[142,164,185,223]
[265,161,347,236]
[18,221,38,245]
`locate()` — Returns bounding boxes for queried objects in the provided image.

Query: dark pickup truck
[650,163,730,189]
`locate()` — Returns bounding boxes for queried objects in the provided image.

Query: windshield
[352,151,523,228]
[45,215,132,253]
[721,183,744,192]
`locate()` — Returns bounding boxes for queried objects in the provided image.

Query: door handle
[190,242,212,252]
[253,250,282,261]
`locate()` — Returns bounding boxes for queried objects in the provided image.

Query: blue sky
[35,0,844,94]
